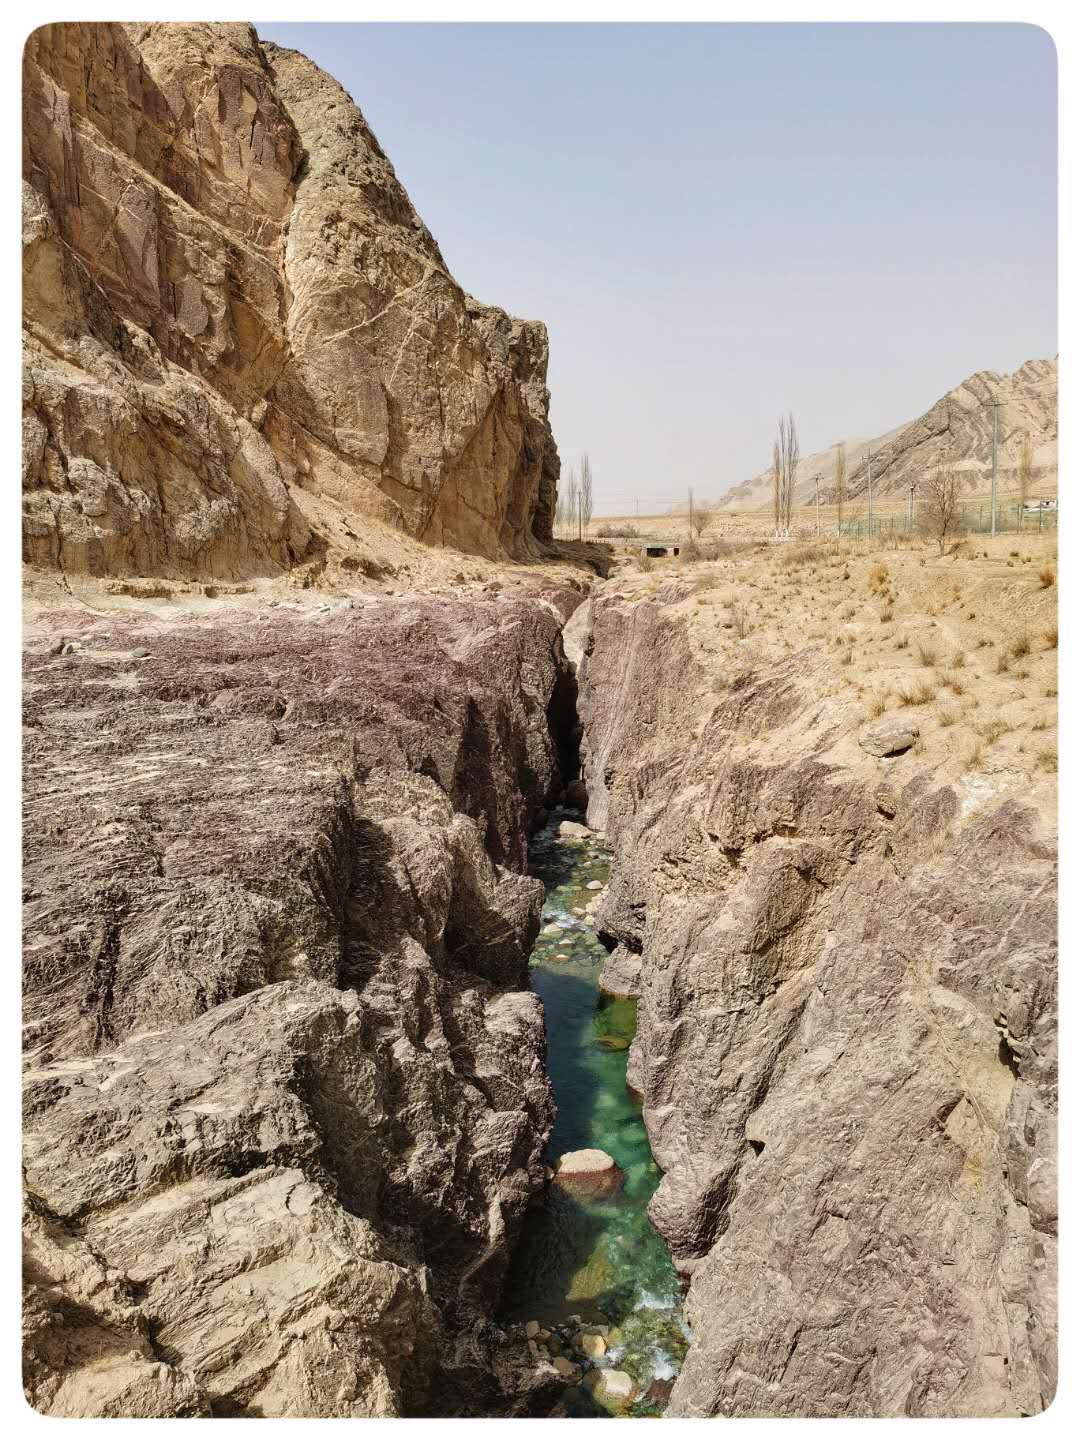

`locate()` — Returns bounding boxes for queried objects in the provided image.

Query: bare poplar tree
[919,468,961,554]
[579,453,594,539]
[771,441,782,534]
[566,466,579,542]
[834,446,847,539]
[1018,431,1033,513]
[776,412,799,535]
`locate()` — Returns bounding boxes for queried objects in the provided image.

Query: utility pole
[907,479,916,532]
[866,447,873,542]
[990,399,1000,537]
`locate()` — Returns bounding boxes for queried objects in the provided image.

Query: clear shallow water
[500,819,687,1415]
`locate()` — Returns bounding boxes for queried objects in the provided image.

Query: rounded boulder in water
[552,1148,624,1197]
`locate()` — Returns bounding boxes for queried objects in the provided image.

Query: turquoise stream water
[500,819,687,1415]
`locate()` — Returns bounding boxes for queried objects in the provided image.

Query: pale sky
[259,22,1057,515]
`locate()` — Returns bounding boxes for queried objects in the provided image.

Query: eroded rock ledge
[22,589,582,1417]
[23,22,559,580]
[577,592,1057,1418]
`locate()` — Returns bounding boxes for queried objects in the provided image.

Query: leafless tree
[579,453,594,539]
[687,486,715,539]
[1018,431,1034,514]
[771,441,782,533]
[565,466,579,541]
[834,446,847,539]
[776,412,799,535]
[919,468,962,554]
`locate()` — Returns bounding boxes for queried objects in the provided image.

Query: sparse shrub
[1043,626,1058,649]
[995,652,1011,674]
[1035,745,1057,773]
[1031,715,1050,732]
[975,636,991,649]
[596,522,641,539]
[951,652,966,669]
[1039,565,1056,588]
[868,692,889,718]
[896,636,910,651]
[944,676,966,697]
[880,606,894,623]
[868,562,889,592]
[635,552,655,573]
[916,641,939,668]
[1009,633,1032,660]
[780,543,820,572]
[1045,684,1058,698]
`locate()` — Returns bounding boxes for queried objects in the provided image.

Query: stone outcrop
[22,23,558,580]
[719,356,1058,510]
[577,592,1057,1418]
[22,591,580,1416]
[551,1149,625,1197]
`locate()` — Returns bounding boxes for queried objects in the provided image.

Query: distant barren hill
[718,357,1057,512]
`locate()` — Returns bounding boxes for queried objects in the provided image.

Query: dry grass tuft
[964,739,987,772]
[1039,565,1056,589]
[1035,745,1057,773]
[898,681,936,707]
[978,718,1012,744]
[1042,626,1058,650]
[1009,633,1032,660]
[936,707,960,728]
[867,692,889,719]
[916,641,939,668]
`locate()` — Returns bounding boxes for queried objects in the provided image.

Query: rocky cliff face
[577,585,1057,1417]
[719,356,1058,511]
[22,22,558,580]
[22,588,582,1416]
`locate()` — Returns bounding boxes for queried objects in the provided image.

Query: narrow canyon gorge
[21,21,1057,1422]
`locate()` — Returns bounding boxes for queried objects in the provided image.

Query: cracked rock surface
[577,588,1056,1418]
[23,592,579,1416]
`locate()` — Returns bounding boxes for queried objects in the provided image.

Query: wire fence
[838,503,1058,542]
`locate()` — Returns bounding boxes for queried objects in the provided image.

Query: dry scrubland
[579,522,1057,1417]
[609,527,1058,802]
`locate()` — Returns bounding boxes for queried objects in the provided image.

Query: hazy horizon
[259,22,1057,515]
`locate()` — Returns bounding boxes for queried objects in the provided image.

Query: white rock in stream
[558,820,592,840]
[552,1148,624,1197]
[584,1368,638,1412]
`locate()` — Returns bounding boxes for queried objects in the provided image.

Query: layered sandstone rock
[577,590,1057,1418]
[22,23,558,580]
[22,592,578,1416]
